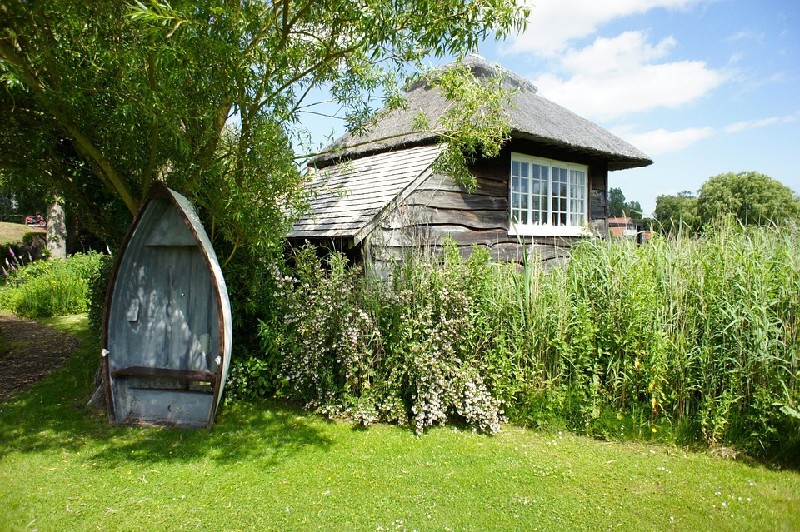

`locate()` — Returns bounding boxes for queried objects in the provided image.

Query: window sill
[509,224,590,238]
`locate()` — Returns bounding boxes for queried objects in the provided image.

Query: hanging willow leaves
[1,0,528,256]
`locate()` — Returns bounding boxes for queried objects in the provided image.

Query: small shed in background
[289,54,652,270]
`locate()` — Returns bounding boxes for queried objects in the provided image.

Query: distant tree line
[608,187,643,222]
[654,171,800,235]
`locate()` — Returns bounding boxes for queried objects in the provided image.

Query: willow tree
[0,0,527,259]
[697,171,800,228]
[654,191,699,235]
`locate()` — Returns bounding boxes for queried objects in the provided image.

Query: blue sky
[300,0,799,216]
[488,0,800,215]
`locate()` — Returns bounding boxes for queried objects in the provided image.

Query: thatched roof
[314,54,651,171]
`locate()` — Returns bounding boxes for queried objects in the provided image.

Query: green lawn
[0,222,44,247]
[1,316,798,531]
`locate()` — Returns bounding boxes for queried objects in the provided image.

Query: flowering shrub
[265,243,506,435]
[380,246,506,434]
[276,248,381,409]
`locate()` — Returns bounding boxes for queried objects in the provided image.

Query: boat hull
[102,184,232,428]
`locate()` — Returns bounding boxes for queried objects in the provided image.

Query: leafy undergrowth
[0,316,798,531]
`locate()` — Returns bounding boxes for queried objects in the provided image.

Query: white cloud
[725,30,765,44]
[533,32,726,120]
[507,0,704,56]
[724,113,799,133]
[611,112,799,157]
[728,52,744,65]
[559,31,676,73]
[614,126,716,155]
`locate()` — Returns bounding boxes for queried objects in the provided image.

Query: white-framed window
[509,153,588,236]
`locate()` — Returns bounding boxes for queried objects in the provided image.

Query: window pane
[510,156,587,230]
[550,167,567,226]
[521,191,528,224]
[533,164,547,226]
[568,169,587,227]
[511,159,522,226]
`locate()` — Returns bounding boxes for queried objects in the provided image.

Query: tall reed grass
[507,223,799,459]
[249,222,799,460]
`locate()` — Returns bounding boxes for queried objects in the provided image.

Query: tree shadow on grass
[89,400,334,469]
[0,344,333,467]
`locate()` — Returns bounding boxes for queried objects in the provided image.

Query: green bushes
[86,253,114,340]
[245,224,799,459]
[0,252,105,318]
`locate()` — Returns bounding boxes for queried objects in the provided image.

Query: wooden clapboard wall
[363,140,609,270]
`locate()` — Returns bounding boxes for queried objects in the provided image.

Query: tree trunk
[46,199,67,259]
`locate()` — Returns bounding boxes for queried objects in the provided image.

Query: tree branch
[0,39,140,214]
[144,52,159,199]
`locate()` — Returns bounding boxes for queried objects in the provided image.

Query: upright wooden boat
[102,183,232,427]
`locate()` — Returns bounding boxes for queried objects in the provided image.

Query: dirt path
[0,312,80,402]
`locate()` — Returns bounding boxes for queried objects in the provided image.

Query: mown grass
[1,316,799,530]
[0,222,43,247]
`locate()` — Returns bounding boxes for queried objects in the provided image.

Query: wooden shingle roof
[289,144,443,242]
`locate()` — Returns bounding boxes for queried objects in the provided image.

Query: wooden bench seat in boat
[111,366,217,385]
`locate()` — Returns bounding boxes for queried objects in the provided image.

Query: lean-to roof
[289,144,443,242]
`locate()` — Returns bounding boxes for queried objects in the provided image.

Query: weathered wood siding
[364,140,609,269]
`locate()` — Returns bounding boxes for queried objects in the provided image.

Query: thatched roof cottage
[289,54,652,269]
